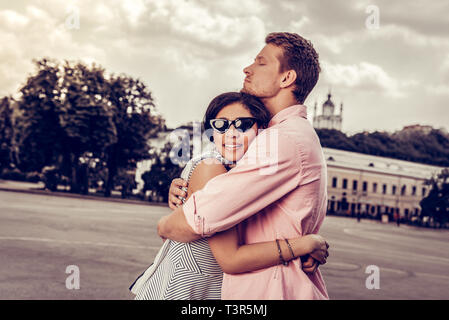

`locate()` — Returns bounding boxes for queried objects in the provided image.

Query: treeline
[0,58,166,198]
[316,128,449,167]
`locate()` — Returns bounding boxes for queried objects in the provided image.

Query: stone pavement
[0,188,448,299]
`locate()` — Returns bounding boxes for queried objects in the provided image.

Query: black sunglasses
[209,117,257,134]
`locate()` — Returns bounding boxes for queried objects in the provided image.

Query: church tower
[313,91,343,131]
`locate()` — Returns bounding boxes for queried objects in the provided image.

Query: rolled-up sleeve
[182,129,302,236]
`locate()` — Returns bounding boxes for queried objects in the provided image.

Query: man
[158,32,329,299]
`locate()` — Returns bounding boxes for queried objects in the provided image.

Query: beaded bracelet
[275,239,289,266]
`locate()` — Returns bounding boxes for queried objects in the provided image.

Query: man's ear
[280,70,297,89]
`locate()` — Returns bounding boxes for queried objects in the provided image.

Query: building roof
[323,93,335,108]
[323,147,443,180]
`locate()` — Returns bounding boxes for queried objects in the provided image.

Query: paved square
[0,190,448,299]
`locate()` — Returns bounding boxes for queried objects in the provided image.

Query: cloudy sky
[1,0,448,133]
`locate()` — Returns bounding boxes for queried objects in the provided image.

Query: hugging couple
[130,32,330,300]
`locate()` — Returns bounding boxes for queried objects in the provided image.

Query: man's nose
[243,64,252,76]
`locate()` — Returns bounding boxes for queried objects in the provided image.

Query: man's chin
[241,86,257,96]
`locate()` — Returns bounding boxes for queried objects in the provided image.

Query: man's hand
[301,239,330,274]
[168,178,188,210]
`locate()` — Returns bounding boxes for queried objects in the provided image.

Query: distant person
[158,32,330,299]
[394,212,400,227]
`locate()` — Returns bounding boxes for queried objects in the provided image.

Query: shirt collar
[268,104,307,127]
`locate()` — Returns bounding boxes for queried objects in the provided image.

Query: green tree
[59,61,117,193]
[315,129,356,151]
[103,75,163,197]
[420,168,449,228]
[15,59,118,193]
[0,96,14,170]
[14,58,64,173]
[11,57,164,196]
[141,142,183,203]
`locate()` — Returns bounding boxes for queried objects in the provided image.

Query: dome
[322,92,335,116]
[323,93,335,108]
[313,91,343,131]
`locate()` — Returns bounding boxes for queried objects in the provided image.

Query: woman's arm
[208,228,327,274]
[186,159,329,274]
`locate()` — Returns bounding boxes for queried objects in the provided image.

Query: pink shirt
[183,104,329,300]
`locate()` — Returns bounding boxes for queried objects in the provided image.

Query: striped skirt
[131,238,223,300]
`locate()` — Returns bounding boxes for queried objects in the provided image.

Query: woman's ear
[280,70,297,89]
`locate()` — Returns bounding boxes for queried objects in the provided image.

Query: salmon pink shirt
[182,104,329,300]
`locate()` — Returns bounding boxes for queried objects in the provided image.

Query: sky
[1,0,449,134]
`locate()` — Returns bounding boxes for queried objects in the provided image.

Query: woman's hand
[301,255,319,274]
[168,178,188,210]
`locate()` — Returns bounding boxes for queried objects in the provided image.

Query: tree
[420,168,449,228]
[0,96,14,171]
[14,59,118,193]
[15,58,64,173]
[141,142,183,203]
[59,61,117,193]
[103,75,163,197]
[315,129,357,152]
[115,168,138,199]
[14,58,162,196]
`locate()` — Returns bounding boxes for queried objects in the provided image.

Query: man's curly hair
[265,32,320,104]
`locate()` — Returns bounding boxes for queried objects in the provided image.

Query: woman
[130,92,328,300]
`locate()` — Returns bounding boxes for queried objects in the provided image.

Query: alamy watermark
[65,265,80,290]
[65,6,80,30]
[365,5,380,30]
[365,265,380,289]
[168,123,280,175]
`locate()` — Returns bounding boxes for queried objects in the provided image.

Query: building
[400,124,433,135]
[313,92,343,131]
[324,147,443,220]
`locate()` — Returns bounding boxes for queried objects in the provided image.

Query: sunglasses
[209,117,257,134]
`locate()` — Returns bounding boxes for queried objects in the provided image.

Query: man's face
[242,44,284,99]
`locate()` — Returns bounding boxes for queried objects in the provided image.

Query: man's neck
[262,93,299,118]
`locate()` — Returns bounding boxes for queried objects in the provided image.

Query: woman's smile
[223,143,244,151]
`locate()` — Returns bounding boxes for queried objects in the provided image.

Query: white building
[324,147,443,220]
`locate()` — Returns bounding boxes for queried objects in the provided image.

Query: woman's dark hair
[203,92,271,133]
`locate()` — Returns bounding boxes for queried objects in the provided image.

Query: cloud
[141,0,266,54]
[426,84,449,96]
[0,0,448,133]
[0,9,29,29]
[321,61,416,98]
[369,24,449,48]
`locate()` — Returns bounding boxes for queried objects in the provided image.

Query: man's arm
[170,129,315,237]
[158,206,201,242]
[159,159,228,243]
